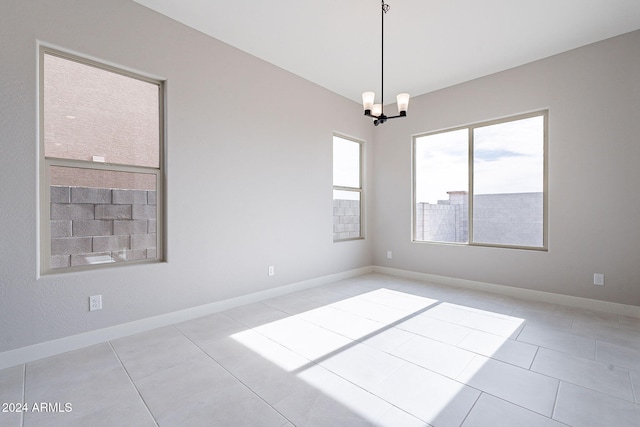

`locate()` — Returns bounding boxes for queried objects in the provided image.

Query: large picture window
[413,111,547,249]
[40,49,164,272]
[333,135,363,241]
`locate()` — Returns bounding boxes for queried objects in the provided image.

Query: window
[413,111,547,249]
[333,135,363,241]
[40,49,164,272]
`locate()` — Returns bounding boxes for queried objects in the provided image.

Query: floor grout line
[20,363,26,427]
[108,341,160,427]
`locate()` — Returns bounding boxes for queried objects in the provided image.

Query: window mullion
[468,126,474,245]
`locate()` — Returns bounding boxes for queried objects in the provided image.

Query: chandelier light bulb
[397,93,410,114]
[362,92,375,112]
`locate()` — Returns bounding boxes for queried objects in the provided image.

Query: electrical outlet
[89,295,102,311]
[268,266,275,277]
[593,273,604,286]
[387,251,393,259]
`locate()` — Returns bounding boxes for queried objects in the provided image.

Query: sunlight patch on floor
[230,286,526,425]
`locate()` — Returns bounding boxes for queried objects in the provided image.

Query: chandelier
[362,1,410,126]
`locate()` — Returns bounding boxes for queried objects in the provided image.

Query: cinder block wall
[333,199,360,240]
[50,186,157,268]
[417,192,543,245]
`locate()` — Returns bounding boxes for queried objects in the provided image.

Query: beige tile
[252,316,352,361]
[391,334,476,379]
[532,347,634,401]
[262,292,327,315]
[517,324,595,359]
[396,312,473,345]
[25,398,156,427]
[222,301,289,328]
[630,368,640,404]
[619,315,640,331]
[274,364,393,426]
[0,365,24,427]
[596,340,640,371]
[216,344,309,405]
[374,405,428,427]
[457,355,558,416]
[25,343,120,392]
[296,304,387,340]
[357,287,439,312]
[158,380,288,427]
[0,364,23,402]
[318,343,407,391]
[329,295,415,324]
[24,358,147,427]
[370,362,480,426]
[433,302,524,337]
[462,393,565,427]
[135,356,237,417]
[359,326,416,353]
[175,312,247,342]
[572,319,640,351]
[510,306,574,332]
[111,326,205,381]
[554,382,640,427]
[448,292,515,316]
[559,307,620,329]
[458,330,538,368]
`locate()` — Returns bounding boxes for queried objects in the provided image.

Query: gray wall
[0,0,373,353]
[373,29,640,306]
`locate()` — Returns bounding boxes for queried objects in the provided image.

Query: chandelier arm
[385,112,407,120]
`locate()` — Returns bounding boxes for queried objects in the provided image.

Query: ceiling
[133,0,640,105]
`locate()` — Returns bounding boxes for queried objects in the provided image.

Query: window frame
[412,110,548,251]
[39,47,165,274]
[333,134,364,242]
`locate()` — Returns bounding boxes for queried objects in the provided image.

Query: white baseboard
[0,266,373,370]
[373,266,640,318]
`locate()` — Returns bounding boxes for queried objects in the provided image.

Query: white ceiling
[133,0,640,105]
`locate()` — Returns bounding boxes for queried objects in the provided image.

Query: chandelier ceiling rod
[362,0,409,126]
[381,1,387,111]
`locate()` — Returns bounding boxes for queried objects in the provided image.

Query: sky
[415,115,544,203]
[333,136,361,201]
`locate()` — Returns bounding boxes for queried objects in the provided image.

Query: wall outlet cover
[89,295,102,311]
[593,273,604,286]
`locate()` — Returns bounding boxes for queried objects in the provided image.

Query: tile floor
[1,273,640,426]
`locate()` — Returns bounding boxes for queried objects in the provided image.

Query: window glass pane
[49,166,157,269]
[333,136,360,188]
[44,53,159,168]
[333,190,360,240]
[472,115,544,246]
[414,129,468,243]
